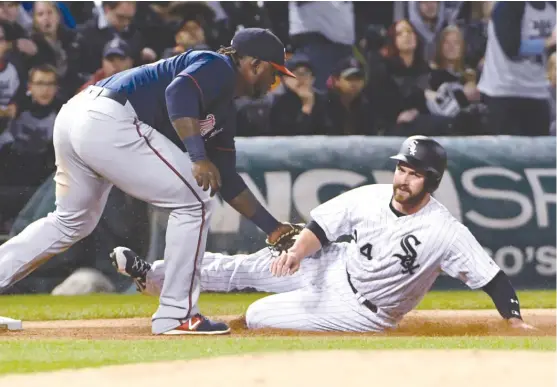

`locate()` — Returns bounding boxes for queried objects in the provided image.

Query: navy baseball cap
[231,28,296,78]
[103,38,131,58]
[333,56,365,78]
[286,53,313,73]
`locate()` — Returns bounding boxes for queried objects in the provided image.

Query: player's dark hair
[216,46,235,55]
[217,46,243,67]
[29,63,58,83]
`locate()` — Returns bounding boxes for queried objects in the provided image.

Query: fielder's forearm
[171,117,207,162]
[227,188,280,234]
[172,117,201,140]
[289,228,322,259]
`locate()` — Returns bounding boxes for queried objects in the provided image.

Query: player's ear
[251,59,262,75]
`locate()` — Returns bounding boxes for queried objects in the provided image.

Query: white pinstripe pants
[146,242,391,332]
[146,245,325,296]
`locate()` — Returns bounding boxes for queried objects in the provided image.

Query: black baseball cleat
[109,247,151,292]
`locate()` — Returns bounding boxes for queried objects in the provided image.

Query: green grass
[0,291,554,376]
[0,290,554,321]
[0,336,554,375]
[416,290,556,310]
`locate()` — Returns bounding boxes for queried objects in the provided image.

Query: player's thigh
[52,101,113,223]
[301,242,353,286]
[72,98,210,208]
[246,253,381,332]
[245,286,359,331]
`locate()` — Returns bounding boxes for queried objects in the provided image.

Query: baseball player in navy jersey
[111,135,536,333]
[0,28,299,336]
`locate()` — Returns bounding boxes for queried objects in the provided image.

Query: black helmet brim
[389,154,438,175]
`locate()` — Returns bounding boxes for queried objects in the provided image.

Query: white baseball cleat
[109,247,151,292]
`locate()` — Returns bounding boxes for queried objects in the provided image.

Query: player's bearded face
[392,163,428,205]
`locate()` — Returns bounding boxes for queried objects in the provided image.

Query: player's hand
[271,250,302,277]
[192,159,221,197]
[508,317,537,331]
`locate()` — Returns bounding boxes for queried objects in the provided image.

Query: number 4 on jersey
[360,243,373,261]
[354,230,373,261]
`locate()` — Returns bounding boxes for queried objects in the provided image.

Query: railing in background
[2,136,556,292]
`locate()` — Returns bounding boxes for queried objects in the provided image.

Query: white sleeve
[309,187,363,242]
[440,223,501,289]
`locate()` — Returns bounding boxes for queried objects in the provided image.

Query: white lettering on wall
[292,169,366,221]
[524,168,556,228]
[462,167,533,229]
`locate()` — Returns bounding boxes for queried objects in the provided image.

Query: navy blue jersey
[96,50,237,152]
[96,50,246,201]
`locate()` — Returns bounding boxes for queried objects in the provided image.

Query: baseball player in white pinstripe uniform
[112,135,535,332]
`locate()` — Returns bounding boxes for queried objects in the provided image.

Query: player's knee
[245,297,270,329]
[50,211,100,242]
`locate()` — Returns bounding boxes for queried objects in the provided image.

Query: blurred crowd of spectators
[0,1,555,234]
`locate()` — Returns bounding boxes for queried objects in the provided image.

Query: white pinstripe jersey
[310,184,500,321]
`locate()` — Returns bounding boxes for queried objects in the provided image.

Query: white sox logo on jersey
[392,234,421,275]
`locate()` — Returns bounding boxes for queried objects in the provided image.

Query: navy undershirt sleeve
[165,75,203,121]
[165,57,234,121]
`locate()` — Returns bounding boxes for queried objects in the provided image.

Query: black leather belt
[347,271,377,313]
[85,86,127,106]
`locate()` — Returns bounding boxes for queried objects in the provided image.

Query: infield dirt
[2,309,555,339]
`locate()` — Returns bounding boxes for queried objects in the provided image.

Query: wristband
[183,134,206,162]
[306,220,329,246]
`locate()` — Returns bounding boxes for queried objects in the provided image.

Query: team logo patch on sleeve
[199,114,216,136]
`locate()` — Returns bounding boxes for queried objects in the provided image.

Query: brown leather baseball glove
[265,222,305,255]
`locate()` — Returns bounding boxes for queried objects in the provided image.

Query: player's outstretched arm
[226,189,280,232]
[441,223,537,331]
[207,145,289,238]
[270,226,323,277]
[481,270,536,331]
[226,188,299,245]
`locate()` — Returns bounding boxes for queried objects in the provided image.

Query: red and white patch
[199,114,216,137]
